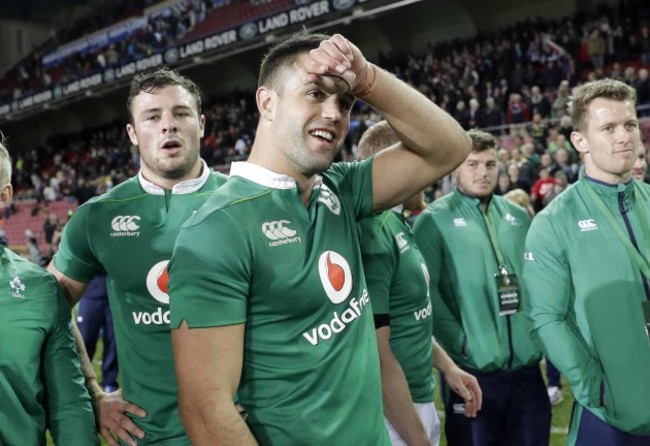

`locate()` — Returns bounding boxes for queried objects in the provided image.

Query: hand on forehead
[302,34,361,94]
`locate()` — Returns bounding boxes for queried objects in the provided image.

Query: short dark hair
[568,78,637,132]
[467,129,498,152]
[258,30,330,90]
[127,67,202,123]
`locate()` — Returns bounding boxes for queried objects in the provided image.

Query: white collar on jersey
[230,161,324,190]
[137,159,211,195]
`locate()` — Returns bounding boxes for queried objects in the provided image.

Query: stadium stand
[1,0,649,257]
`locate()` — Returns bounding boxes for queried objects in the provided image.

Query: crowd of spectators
[2,1,650,248]
[0,0,244,102]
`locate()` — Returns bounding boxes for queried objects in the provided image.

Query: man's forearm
[71,320,103,399]
[182,401,258,446]
[363,65,470,162]
[380,351,429,446]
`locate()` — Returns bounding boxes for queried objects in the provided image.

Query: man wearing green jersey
[523,78,650,445]
[357,121,482,446]
[48,68,228,445]
[413,130,550,446]
[0,139,97,445]
[168,31,472,445]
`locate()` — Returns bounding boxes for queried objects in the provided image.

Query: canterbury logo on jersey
[110,215,141,237]
[578,219,598,232]
[262,220,301,247]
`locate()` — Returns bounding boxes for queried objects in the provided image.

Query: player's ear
[126,123,139,146]
[571,131,589,154]
[0,183,13,207]
[257,86,275,122]
[199,114,206,138]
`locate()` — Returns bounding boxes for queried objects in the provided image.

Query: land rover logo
[333,0,356,10]
[239,22,258,40]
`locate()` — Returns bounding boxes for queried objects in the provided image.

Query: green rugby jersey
[54,163,227,445]
[523,177,650,435]
[0,246,97,445]
[169,160,390,445]
[413,189,541,372]
[359,210,435,403]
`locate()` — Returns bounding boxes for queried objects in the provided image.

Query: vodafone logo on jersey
[146,260,170,304]
[303,251,370,346]
[318,251,353,304]
[132,260,171,326]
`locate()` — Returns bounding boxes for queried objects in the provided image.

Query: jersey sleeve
[359,214,395,316]
[53,202,102,283]
[44,278,98,445]
[413,210,465,357]
[328,159,374,221]
[169,211,250,328]
[522,212,602,408]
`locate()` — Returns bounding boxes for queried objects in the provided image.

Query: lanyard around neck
[481,206,508,271]
[584,181,650,281]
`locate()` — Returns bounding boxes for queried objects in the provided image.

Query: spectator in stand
[528,85,551,119]
[530,165,557,212]
[528,113,549,152]
[549,146,580,183]
[640,26,650,66]
[495,172,513,196]
[517,143,539,192]
[25,228,43,266]
[548,133,576,160]
[558,114,575,142]
[468,98,485,129]
[587,28,606,70]
[632,145,648,183]
[455,100,471,129]
[506,93,531,125]
[635,68,650,116]
[544,170,569,205]
[484,96,505,133]
[43,212,61,255]
[552,80,571,119]
[497,148,511,174]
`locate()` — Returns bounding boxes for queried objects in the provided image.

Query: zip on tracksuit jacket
[522,176,650,435]
[413,189,542,372]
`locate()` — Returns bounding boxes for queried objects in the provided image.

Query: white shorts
[384,401,441,446]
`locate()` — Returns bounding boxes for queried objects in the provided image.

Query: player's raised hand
[305,34,376,97]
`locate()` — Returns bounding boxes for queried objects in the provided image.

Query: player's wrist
[351,63,377,98]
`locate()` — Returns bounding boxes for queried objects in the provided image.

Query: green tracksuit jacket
[522,177,650,435]
[413,189,542,372]
[0,246,97,445]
